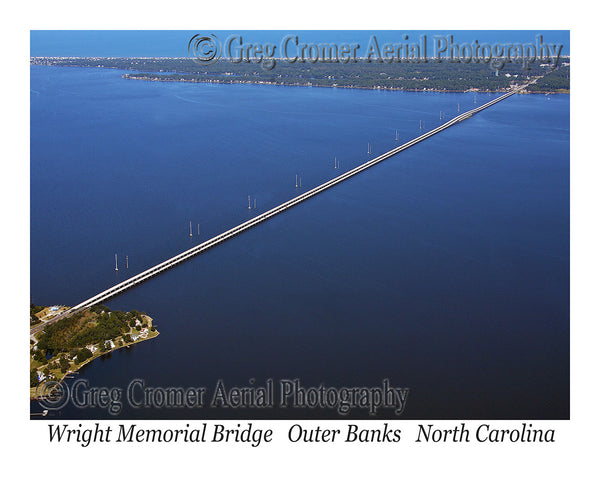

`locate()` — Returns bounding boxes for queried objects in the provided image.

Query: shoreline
[30,312,159,400]
[30,331,159,400]
[120,74,569,95]
[29,63,569,95]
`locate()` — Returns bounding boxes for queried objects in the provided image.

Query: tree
[76,348,93,363]
[59,356,69,373]
[33,349,46,363]
[30,369,39,388]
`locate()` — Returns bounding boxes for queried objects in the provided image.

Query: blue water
[30,66,569,419]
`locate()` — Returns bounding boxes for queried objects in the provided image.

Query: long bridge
[31,83,530,334]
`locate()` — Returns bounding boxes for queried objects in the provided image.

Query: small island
[30,304,159,399]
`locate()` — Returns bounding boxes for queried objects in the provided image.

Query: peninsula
[30,304,159,399]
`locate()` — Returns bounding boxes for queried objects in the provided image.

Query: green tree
[77,347,93,363]
[33,349,46,363]
[59,356,69,373]
[30,369,39,388]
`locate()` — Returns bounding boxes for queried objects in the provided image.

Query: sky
[30,30,570,57]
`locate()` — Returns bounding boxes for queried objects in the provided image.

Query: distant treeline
[525,66,570,92]
[31,57,569,93]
